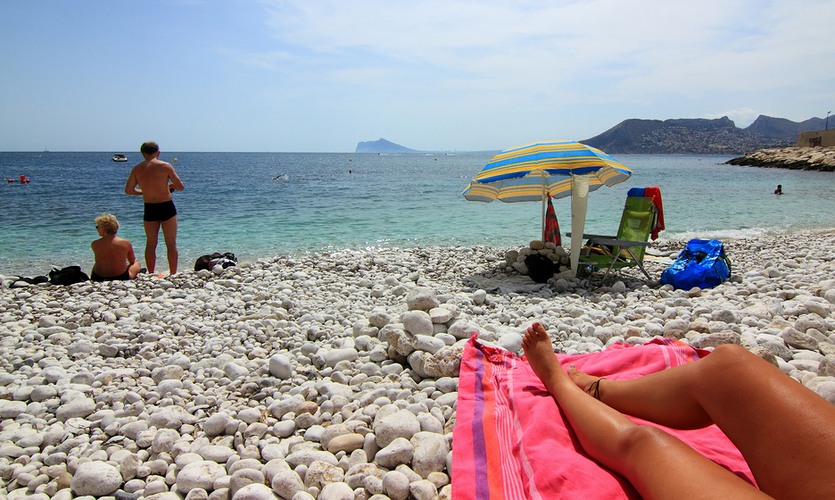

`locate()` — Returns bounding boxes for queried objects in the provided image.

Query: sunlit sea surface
[2,151,834,277]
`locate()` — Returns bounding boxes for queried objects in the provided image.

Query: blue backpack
[660,239,731,289]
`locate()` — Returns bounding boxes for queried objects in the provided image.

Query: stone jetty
[726,146,835,171]
[3,231,835,499]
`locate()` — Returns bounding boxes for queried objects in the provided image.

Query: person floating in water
[521,321,835,499]
[90,213,142,282]
[774,185,783,195]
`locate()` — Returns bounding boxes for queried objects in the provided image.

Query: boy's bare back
[125,156,184,203]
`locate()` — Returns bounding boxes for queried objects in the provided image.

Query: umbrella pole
[570,174,590,277]
[541,175,547,242]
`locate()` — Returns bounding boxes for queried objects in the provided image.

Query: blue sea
[2,151,834,277]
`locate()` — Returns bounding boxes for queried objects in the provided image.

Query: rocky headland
[726,146,835,171]
[583,115,825,155]
[3,232,835,499]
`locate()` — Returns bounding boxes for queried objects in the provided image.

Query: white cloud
[253,0,835,102]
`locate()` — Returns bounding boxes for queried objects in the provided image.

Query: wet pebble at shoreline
[2,231,835,499]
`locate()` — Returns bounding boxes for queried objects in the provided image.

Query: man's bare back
[125,157,184,202]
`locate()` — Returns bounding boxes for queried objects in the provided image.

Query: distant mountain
[744,115,826,139]
[583,115,824,155]
[355,138,420,153]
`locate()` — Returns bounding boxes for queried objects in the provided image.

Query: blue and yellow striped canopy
[462,141,631,202]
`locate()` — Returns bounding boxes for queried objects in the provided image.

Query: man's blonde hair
[95,213,119,235]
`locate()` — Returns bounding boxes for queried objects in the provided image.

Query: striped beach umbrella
[462,141,632,276]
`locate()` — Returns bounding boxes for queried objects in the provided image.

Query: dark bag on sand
[194,252,237,272]
[48,266,89,286]
[660,239,732,290]
[525,254,559,283]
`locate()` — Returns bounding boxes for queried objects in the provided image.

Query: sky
[1,0,833,152]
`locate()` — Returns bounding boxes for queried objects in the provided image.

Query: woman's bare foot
[568,365,604,400]
[521,323,569,389]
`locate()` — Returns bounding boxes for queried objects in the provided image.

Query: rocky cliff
[583,115,824,155]
[726,146,835,171]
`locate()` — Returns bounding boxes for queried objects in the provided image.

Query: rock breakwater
[726,146,835,171]
[3,232,835,499]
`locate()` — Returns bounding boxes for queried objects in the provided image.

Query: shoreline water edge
[3,230,835,498]
[7,151,835,279]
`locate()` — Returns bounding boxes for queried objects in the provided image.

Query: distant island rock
[726,146,835,171]
[355,138,420,153]
[583,115,827,155]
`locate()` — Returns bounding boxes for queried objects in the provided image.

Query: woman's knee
[708,344,760,370]
[711,343,752,362]
[698,343,772,389]
[615,425,674,464]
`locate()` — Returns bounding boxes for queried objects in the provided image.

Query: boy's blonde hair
[95,214,119,235]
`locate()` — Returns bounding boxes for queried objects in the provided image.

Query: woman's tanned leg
[522,323,770,500]
[566,340,835,500]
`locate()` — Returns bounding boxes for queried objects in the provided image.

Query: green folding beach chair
[575,192,660,281]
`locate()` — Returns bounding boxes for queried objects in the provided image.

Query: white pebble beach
[2,230,835,500]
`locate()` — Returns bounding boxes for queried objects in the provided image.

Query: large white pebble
[285,449,338,468]
[232,483,278,500]
[402,311,433,336]
[177,460,227,491]
[0,400,27,419]
[152,428,180,454]
[429,307,454,324]
[186,489,209,500]
[269,354,293,379]
[413,335,445,354]
[374,437,414,469]
[384,470,410,500]
[304,460,344,490]
[410,479,439,500]
[447,321,479,340]
[230,469,266,499]
[406,287,440,311]
[323,348,358,367]
[411,432,450,478]
[204,413,231,437]
[271,469,305,499]
[319,482,354,500]
[200,444,237,463]
[56,397,96,422]
[70,461,122,496]
[224,362,249,380]
[374,409,420,448]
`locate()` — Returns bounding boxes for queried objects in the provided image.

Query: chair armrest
[565,232,617,240]
[591,238,651,248]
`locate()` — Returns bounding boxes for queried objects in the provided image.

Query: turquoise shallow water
[2,152,834,276]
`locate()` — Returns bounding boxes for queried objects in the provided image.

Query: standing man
[125,142,184,275]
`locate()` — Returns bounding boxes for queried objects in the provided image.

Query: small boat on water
[112,154,128,162]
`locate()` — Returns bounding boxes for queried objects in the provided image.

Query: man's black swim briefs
[91,269,130,282]
[144,200,177,222]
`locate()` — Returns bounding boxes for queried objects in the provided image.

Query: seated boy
[91,214,142,281]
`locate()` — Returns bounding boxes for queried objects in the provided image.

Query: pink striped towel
[452,336,756,499]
